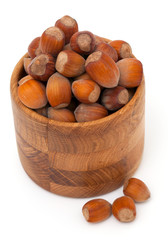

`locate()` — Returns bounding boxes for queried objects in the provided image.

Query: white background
[1,0,168,239]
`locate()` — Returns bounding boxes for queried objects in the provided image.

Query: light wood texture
[10,53,145,198]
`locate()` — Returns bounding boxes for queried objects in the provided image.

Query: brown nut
[72,79,101,104]
[55,50,85,77]
[18,78,48,109]
[48,107,76,122]
[94,35,111,45]
[55,15,78,44]
[82,199,112,223]
[46,72,71,108]
[28,37,41,59]
[28,53,55,81]
[117,58,143,88]
[63,43,72,51]
[101,86,129,111]
[109,40,132,59]
[112,196,136,223]
[23,57,32,74]
[70,31,96,55]
[40,26,65,57]
[95,42,118,62]
[85,51,120,88]
[35,105,48,117]
[123,178,151,202]
[74,72,92,81]
[74,103,108,122]
[18,75,34,86]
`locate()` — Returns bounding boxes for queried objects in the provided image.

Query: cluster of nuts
[18,15,143,122]
[82,177,150,223]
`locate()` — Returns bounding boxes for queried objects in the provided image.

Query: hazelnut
[48,107,76,122]
[74,72,92,81]
[74,103,108,122]
[82,199,112,223]
[95,42,118,62]
[70,31,96,55]
[28,37,41,59]
[85,51,120,88]
[55,50,85,77]
[40,26,65,57]
[18,78,48,109]
[63,43,72,51]
[101,86,129,111]
[94,35,111,45]
[28,53,55,81]
[18,75,34,86]
[72,79,101,104]
[117,58,143,88]
[123,178,150,202]
[46,72,71,108]
[23,57,32,74]
[55,15,78,44]
[35,105,49,117]
[112,196,136,223]
[109,40,132,59]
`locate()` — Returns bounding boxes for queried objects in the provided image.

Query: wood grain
[10,53,145,198]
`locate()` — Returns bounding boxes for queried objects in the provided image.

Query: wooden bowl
[10,54,145,198]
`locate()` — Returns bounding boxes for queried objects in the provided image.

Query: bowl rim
[10,53,145,128]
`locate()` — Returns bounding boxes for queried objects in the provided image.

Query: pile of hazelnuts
[18,15,143,122]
